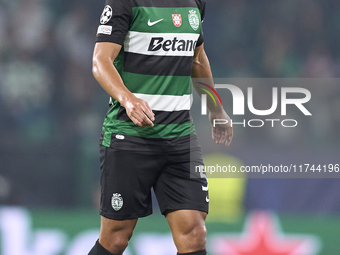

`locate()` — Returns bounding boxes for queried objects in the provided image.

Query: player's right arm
[92,42,155,127]
[93,0,154,127]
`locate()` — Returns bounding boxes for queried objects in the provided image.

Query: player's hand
[122,96,155,127]
[209,110,233,146]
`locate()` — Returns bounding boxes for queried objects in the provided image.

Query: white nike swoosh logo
[202,185,208,191]
[148,18,164,26]
[206,196,209,202]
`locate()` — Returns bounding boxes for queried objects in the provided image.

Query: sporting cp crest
[188,10,200,31]
[172,14,182,27]
[111,193,123,211]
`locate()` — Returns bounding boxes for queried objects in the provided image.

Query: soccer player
[89,0,233,255]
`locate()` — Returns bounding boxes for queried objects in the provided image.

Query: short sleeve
[196,0,206,47]
[96,0,132,46]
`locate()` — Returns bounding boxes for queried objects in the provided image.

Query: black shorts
[99,134,209,220]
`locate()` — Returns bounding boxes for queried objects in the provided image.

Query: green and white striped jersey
[96,0,205,149]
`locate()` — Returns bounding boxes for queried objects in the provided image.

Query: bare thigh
[166,210,207,253]
[99,216,138,255]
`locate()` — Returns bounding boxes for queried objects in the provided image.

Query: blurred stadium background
[0,0,340,254]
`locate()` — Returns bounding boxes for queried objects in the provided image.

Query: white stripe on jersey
[133,93,193,111]
[124,31,200,57]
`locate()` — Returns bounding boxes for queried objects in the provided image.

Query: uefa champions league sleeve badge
[111,193,123,211]
[100,5,113,24]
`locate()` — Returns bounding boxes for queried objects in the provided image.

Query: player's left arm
[191,44,233,146]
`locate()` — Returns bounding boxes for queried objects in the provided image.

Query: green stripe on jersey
[102,120,192,142]
[130,7,201,34]
[122,72,192,95]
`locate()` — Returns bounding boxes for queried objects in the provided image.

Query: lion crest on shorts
[111,193,123,211]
